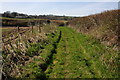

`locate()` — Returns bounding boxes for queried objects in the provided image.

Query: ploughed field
[2,26,118,79]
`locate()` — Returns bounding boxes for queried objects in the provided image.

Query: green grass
[45,27,118,78]
[19,29,61,79]
[17,26,118,79]
[26,43,43,57]
[0,17,46,21]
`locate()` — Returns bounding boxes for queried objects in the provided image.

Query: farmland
[1,10,119,79]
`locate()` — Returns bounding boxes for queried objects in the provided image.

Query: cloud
[0,2,118,17]
[64,2,118,16]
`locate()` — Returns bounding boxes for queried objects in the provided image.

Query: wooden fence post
[39,25,41,33]
[32,25,33,33]
[17,26,20,32]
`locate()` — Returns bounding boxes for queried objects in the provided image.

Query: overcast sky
[0,1,119,17]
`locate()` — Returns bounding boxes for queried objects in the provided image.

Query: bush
[26,43,43,57]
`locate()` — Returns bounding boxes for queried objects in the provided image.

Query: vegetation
[69,10,119,48]
[2,23,57,79]
[46,27,118,78]
[2,10,119,79]
[1,11,73,20]
[3,26,118,79]
[1,16,67,27]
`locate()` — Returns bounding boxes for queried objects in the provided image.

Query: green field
[17,26,118,79]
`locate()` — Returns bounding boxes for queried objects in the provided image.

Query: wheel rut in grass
[40,31,62,72]
[38,27,116,78]
[47,27,106,78]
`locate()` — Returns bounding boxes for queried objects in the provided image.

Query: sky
[0,0,119,2]
[0,1,119,17]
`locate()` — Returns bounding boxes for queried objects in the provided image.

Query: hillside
[69,10,119,49]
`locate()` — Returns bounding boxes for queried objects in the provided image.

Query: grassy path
[45,27,117,78]
[18,27,117,79]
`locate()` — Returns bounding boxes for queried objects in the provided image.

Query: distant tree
[11,12,19,18]
[3,11,11,17]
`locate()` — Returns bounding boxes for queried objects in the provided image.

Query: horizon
[1,9,118,17]
[0,2,118,17]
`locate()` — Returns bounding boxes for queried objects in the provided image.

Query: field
[2,10,119,79]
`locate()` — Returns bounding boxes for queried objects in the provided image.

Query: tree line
[1,11,74,20]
